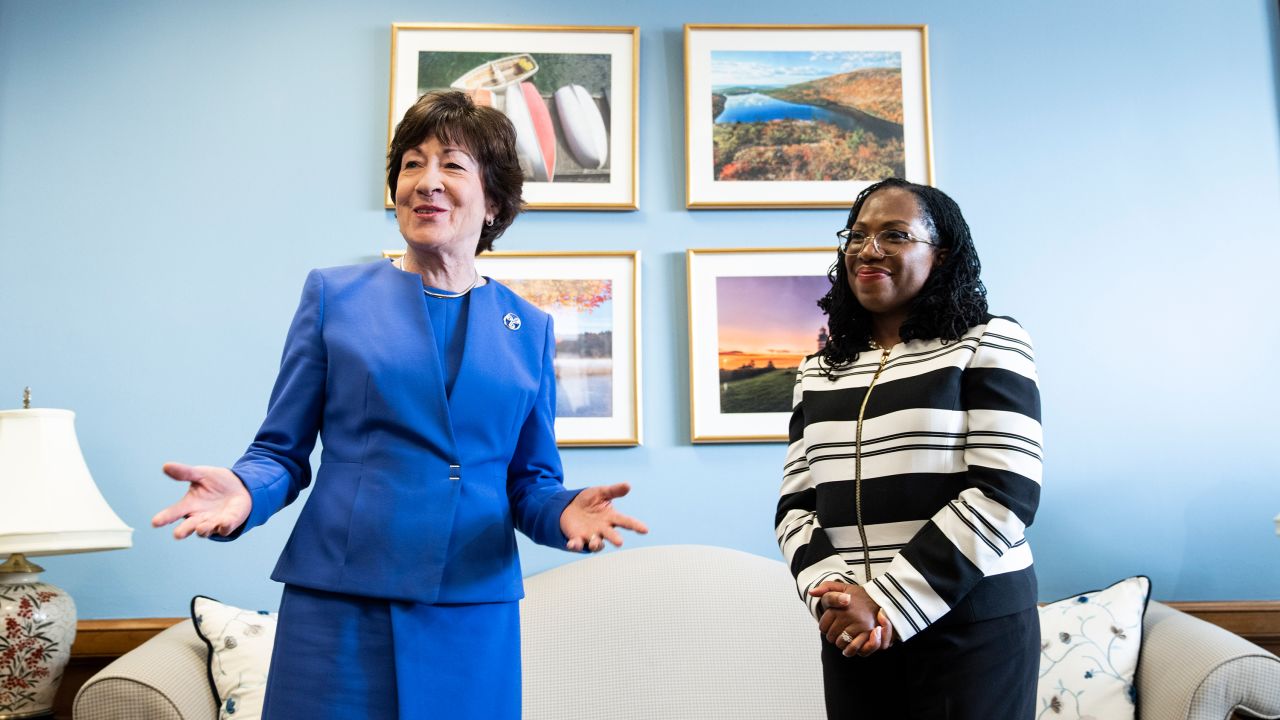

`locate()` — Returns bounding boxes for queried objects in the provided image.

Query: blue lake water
[557,369,612,418]
[715,92,865,133]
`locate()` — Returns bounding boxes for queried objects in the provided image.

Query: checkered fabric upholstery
[1138,602,1280,720]
[73,620,216,720]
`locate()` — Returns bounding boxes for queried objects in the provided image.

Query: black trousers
[821,606,1039,720]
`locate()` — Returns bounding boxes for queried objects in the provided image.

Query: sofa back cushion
[519,545,825,719]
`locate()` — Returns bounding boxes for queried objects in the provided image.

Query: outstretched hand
[560,482,649,552]
[810,580,895,657]
[151,462,252,540]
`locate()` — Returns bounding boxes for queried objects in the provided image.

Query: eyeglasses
[836,228,937,256]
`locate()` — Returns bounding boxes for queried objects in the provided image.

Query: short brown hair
[387,91,525,253]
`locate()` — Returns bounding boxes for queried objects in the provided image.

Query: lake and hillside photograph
[711,51,905,182]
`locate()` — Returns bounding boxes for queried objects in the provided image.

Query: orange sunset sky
[716,275,830,371]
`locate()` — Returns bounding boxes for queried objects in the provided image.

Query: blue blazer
[222,260,578,604]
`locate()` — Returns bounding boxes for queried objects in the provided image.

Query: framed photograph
[687,248,834,443]
[478,251,640,446]
[383,250,642,446]
[684,24,933,209]
[389,23,639,210]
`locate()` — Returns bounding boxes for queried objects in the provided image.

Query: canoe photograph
[417,51,612,184]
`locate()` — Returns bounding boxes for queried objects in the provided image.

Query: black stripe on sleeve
[897,520,984,608]
[960,499,1013,548]
[789,404,806,443]
[885,572,932,626]
[965,465,1041,527]
[976,340,1033,363]
[782,515,815,544]
[872,576,922,633]
[982,331,1032,351]
[776,487,816,528]
[962,367,1041,420]
[790,524,839,579]
[945,502,1003,557]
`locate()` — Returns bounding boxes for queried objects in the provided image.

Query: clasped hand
[810,581,894,657]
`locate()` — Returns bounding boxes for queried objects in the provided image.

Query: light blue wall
[2,0,1277,618]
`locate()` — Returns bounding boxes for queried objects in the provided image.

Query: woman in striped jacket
[777,178,1042,719]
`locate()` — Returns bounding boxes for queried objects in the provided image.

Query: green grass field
[719,368,795,414]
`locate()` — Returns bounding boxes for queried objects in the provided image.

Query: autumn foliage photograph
[500,278,614,418]
[710,50,905,182]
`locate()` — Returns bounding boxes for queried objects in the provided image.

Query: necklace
[398,256,480,299]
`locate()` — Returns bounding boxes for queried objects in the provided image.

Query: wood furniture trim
[70,617,186,657]
[1166,601,1280,656]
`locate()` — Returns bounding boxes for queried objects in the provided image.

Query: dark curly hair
[817,177,988,376]
[387,90,525,254]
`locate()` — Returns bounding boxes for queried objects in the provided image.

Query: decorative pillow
[1037,576,1152,720]
[191,596,278,719]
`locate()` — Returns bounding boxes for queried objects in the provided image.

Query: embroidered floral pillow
[191,596,278,720]
[1037,576,1151,720]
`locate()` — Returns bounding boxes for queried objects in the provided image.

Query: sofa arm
[1138,601,1280,720]
[73,620,217,720]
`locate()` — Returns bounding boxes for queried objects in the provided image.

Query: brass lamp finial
[22,386,31,409]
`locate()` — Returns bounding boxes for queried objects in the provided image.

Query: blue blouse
[423,290,470,398]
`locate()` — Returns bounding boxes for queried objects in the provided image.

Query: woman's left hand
[561,482,649,552]
[810,581,894,657]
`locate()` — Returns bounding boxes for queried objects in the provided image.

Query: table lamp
[0,388,132,719]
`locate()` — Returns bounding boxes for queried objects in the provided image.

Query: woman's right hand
[151,462,252,539]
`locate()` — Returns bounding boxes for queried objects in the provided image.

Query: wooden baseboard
[70,617,186,657]
[1166,600,1280,656]
[55,602,1280,716]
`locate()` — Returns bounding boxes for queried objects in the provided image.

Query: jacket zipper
[854,347,891,580]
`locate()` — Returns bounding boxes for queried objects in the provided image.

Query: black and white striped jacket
[776,316,1042,641]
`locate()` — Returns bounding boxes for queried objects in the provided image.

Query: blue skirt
[261,585,520,720]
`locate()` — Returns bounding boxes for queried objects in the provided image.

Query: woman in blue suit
[152,91,647,719]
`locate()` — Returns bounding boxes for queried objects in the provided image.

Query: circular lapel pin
[503,312,522,331]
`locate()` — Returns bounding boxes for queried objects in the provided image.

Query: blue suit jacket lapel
[380,261,459,458]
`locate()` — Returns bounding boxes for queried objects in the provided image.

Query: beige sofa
[75,545,1280,719]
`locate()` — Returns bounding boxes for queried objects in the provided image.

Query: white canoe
[450,54,538,91]
[554,84,608,170]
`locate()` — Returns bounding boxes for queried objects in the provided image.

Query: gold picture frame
[686,247,835,443]
[383,249,642,447]
[388,23,639,210]
[684,24,934,209]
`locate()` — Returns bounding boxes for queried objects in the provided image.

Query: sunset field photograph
[715,274,830,413]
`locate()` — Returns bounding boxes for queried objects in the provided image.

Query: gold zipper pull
[875,348,890,376]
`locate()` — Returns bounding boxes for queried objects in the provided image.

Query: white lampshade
[0,407,133,556]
